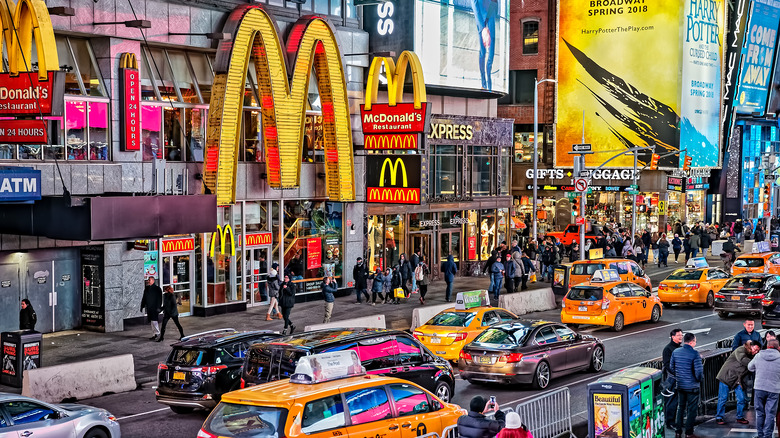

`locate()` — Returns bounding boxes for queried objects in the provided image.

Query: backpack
[414,265,424,281]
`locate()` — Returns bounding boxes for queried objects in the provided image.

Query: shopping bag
[394,288,405,298]
[530,273,537,283]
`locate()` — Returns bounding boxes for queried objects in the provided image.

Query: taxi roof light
[290,350,366,384]
[591,269,620,283]
[685,257,709,269]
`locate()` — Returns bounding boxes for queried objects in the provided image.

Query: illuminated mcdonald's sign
[245,232,272,248]
[365,156,422,204]
[120,53,141,151]
[202,5,355,206]
[161,238,195,254]
[361,51,430,150]
[209,224,236,257]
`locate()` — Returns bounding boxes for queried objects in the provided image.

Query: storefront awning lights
[93,20,151,29]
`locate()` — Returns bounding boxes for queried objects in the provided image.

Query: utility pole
[570,144,593,260]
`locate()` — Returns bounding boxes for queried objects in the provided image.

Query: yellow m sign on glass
[0,0,58,79]
[202,5,355,205]
[379,158,408,187]
[209,224,236,258]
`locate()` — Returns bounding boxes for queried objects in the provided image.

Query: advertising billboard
[366,155,423,204]
[733,0,780,115]
[680,0,725,168]
[414,0,510,93]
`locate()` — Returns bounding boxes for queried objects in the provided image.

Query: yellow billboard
[557,1,685,168]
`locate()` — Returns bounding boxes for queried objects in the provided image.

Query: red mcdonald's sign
[161,238,195,254]
[244,232,272,248]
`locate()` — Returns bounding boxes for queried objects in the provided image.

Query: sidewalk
[2,274,556,392]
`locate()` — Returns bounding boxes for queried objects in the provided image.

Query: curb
[136,375,156,387]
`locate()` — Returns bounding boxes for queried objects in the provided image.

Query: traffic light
[649,154,660,170]
[572,196,580,216]
[765,183,771,198]
[683,155,692,172]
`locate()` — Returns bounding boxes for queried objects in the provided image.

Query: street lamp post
[532,78,557,244]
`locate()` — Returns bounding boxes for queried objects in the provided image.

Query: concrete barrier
[410,303,453,331]
[305,314,386,332]
[22,354,136,403]
[498,288,557,315]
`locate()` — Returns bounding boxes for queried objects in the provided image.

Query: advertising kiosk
[588,367,664,438]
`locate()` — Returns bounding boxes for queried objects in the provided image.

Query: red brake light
[658,284,667,290]
[714,294,725,299]
[763,299,774,306]
[240,378,246,389]
[200,365,228,375]
[158,363,168,370]
[561,297,566,307]
[450,333,468,342]
[601,298,610,310]
[197,429,216,438]
[499,352,523,363]
[459,350,472,361]
[748,294,765,300]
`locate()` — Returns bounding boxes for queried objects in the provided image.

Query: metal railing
[504,387,575,438]
[418,424,458,438]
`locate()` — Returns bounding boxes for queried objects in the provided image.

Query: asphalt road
[81,259,751,438]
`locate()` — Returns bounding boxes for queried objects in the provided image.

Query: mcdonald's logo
[365,155,421,205]
[364,133,419,150]
[245,232,272,247]
[161,238,195,254]
[202,5,354,206]
[120,53,141,151]
[210,224,236,257]
[360,51,430,147]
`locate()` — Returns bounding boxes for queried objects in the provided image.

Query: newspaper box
[1,330,42,387]
[588,366,664,438]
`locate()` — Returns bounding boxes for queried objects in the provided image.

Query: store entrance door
[161,254,193,316]
[244,247,270,307]
[410,233,432,265]
[440,231,462,275]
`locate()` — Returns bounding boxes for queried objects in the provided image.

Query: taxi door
[628,283,654,322]
[344,386,402,438]
[707,268,730,293]
[387,383,443,438]
[299,394,350,438]
[610,283,640,323]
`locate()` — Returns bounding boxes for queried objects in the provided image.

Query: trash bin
[552,264,571,295]
[1,330,42,388]
[588,366,664,438]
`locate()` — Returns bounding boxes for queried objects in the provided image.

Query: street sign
[574,178,588,192]
[628,190,639,195]
[575,217,586,225]
[573,143,592,152]
[766,174,777,181]
[629,184,638,189]
[566,192,577,199]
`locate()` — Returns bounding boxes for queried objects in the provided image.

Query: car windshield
[205,403,288,438]
[426,311,477,327]
[666,270,702,281]
[567,286,603,301]
[734,258,765,267]
[169,348,213,366]
[473,326,530,346]
[724,277,766,289]
[572,264,605,276]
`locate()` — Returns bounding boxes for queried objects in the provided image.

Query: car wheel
[612,312,625,332]
[717,311,729,319]
[170,406,195,414]
[650,305,661,323]
[434,380,453,403]
[532,361,551,389]
[589,346,604,372]
[84,428,109,438]
[706,292,714,308]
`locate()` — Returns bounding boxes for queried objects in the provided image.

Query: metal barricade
[503,387,574,438]
[418,424,458,438]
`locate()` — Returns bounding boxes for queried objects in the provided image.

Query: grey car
[0,393,120,438]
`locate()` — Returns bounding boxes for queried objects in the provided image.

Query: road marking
[730,429,757,433]
[598,314,716,342]
[116,407,169,421]
[686,327,712,335]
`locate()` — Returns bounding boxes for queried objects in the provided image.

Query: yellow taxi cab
[198,351,464,438]
[657,258,731,307]
[413,295,517,362]
[732,252,780,275]
[568,258,652,291]
[561,269,663,332]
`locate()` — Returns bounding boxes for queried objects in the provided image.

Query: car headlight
[102,411,118,423]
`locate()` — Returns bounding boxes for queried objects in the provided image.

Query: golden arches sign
[379,158,408,187]
[0,0,58,79]
[202,5,355,206]
[209,224,236,258]
[364,51,426,111]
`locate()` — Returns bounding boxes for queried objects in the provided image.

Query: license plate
[731,295,741,301]
[429,337,441,344]
[572,315,589,320]
[478,356,493,364]
[173,372,186,381]
[578,306,588,311]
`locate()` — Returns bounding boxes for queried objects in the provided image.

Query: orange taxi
[561,269,663,332]
[199,351,464,438]
[413,306,517,362]
[658,265,730,307]
[732,252,780,275]
[568,259,652,291]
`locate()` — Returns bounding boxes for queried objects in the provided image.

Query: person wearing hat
[266,262,281,321]
[496,412,532,438]
[353,257,370,304]
[457,395,506,438]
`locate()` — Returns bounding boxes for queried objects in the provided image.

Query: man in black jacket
[457,396,506,438]
[353,257,370,304]
[140,277,163,340]
[158,286,184,342]
[663,328,683,430]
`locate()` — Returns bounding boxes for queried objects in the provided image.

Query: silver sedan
[0,393,120,438]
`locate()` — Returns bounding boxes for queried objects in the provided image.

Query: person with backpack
[19,299,37,331]
[391,265,404,304]
[382,267,393,304]
[484,250,499,295]
[520,251,535,291]
[672,234,683,263]
[441,255,458,302]
[158,286,185,342]
[417,256,430,305]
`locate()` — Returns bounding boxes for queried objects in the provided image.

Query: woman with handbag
[391,265,404,305]
[417,257,430,305]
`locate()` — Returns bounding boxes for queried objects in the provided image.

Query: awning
[511,217,525,229]
[0,194,217,241]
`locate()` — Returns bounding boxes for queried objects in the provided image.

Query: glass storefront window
[56,37,82,95]
[466,210,479,261]
[66,101,87,160]
[368,215,384,272]
[189,53,213,103]
[164,107,183,161]
[206,206,243,306]
[479,209,496,260]
[283,201,344,280]
[246,201,269,232]
[142,105,162,160]
[185,108,206,161]
[69,38,106,97]
[168,51,199,103]
[243,109,261,162]
[501,148,511,195]
[433,145,460,197]
[88,102,109,160]
[497,209,508,245]
[472,146,493,196]
[0,144,15,159]
[140,49,159,101]
[146,48,178,101]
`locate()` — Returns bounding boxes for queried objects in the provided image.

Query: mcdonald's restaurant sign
[119,53,141,151]
[245,232,272,248]
[361,51,430,150]
[0,0,64,117]
[209,224,236,258]
[161,237,195,254]
[366,155,422,204]
[202,5,355,206]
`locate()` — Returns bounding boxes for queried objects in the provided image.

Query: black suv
[156,329,279,413]
[762,285,780,328]
[240,328,457,402]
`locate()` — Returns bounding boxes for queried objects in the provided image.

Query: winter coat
[19,306,36,330]
[418,263,430,286]
[672,237,682,250]
[371,272,384,292]
[140,284,163,320]
[504,258,516,279]
[700,232,711,248]
[658,239,670,253]
[662,340,681,380]
[399,259,412,280]
[669,344,704,390]
[683,238,691,253]
[512,252,524,278]
[484,253,498,275]
[605,246,617,257]
[521,256,535,274]
[490,260,505,281]
[716,345,753,389]
[734,221,744,233]
[322,281,337,303]
[732,329,762,351]
[411,253,420,270]
[162,291,179,317]
[457,410,507,438]
[441,255,458,282]
[279,281,296,308]
[748,348,780,393]
[382,272,393,290]
[353,262,369,289]
[391,270,403,289]
[267,268,280,298]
